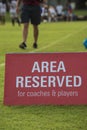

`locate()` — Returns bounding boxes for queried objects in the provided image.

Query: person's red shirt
[23,0,40,5]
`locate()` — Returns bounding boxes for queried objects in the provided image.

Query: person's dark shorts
[21,4,41,25]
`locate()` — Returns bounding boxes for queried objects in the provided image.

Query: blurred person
[64,0,73,21]
[67,1,73,21]
[56,2,64,21]
[9,0,20,26]
[16,0,47,49]
[0,1,2,23]
[41,4,48,22]
[0,2,6,24]
[48,6,57,22]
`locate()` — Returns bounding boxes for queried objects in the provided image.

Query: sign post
[4,53,87,105]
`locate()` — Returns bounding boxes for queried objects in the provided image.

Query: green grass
[0,21,87,130]
[74,9,87,16]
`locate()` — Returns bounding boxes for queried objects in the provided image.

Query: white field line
[0,34,70,68]
[31,25,87,52]
[31,33,72,52]
[0,25,87,67]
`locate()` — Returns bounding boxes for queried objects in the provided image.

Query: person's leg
[31,6,41,48]
[19,23,29,49]
[11,17,15,26]
[33,25,39,48]
[23,23,29,43]
[33,25,39,43]
[19,4,30,49]
[15,17,20,26]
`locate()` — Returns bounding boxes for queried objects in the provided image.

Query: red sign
[4,53,87,105]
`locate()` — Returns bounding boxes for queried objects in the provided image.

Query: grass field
[74,9,87,16]
[0,21,87,130]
